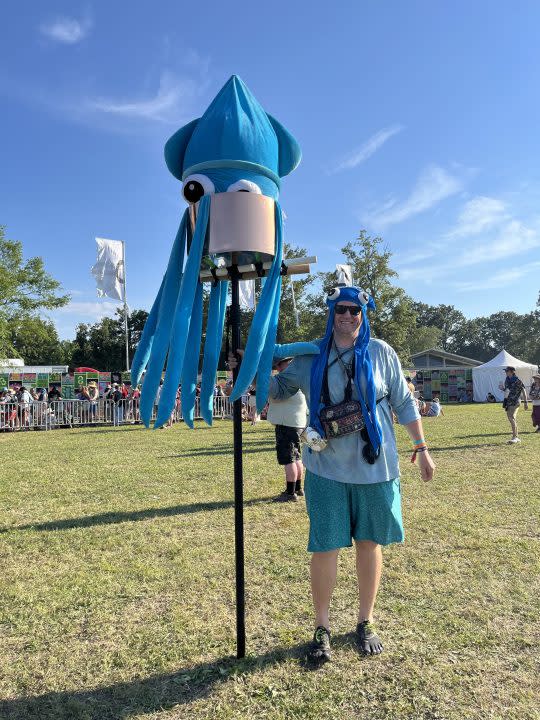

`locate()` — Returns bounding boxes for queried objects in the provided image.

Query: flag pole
[121,241,130,372]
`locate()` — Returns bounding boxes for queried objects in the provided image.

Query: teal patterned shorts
[304,470,404,552]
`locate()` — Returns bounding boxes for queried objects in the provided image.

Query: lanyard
[322,342,355,405]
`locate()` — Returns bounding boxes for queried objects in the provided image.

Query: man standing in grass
[266,356,308,502]
[503,366,528,444]
[229,285,434,662]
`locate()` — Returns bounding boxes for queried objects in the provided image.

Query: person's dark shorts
[275,425,302,465]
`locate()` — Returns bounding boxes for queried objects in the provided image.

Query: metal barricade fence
[0,396,239,431]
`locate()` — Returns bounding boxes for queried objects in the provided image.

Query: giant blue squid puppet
[132,75,317,428]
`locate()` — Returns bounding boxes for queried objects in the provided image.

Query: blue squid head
[164,75,301,205]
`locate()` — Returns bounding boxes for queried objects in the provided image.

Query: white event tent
[472,350,538,402]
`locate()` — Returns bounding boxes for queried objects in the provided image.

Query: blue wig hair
[309,286,383,452]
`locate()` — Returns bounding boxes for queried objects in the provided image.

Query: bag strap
[322,347,355,405]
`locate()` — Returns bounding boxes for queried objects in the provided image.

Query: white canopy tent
[472,350,538,402]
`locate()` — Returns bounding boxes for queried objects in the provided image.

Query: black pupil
[184,180,205,203]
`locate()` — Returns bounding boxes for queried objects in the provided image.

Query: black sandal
[356,620,383,655]
[308,625,331,663]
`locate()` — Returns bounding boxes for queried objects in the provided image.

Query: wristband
[411,446,428,463]
[413,437,425,446]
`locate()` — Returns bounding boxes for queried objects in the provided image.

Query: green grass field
[0,405,538,720]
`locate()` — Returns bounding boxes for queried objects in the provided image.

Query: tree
[412,302,467,351]
[277,243,319,343]
[0,225,70,360]
[0,226,69,317]
[408,325,443,356]
[67,308,149,370]
[8,316,66,364]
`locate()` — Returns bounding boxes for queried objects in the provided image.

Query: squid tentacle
[154,196,211,428]
[200,280,228,426]
[255,205,284,411]
[229,202,284,402]
[140,211,188,427]
[130,275,165,388]
[178,281,204,429]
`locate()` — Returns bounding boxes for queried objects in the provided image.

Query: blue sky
[1,1,539,339]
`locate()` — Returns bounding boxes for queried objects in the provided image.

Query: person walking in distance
[503,366,528,443]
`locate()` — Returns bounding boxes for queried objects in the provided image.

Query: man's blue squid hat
[309,286,383,453]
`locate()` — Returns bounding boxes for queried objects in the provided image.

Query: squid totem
[132,75,314,428]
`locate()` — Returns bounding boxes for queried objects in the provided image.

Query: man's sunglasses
[335,305,362,316]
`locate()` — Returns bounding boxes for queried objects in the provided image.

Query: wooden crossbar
[199,256,317,283]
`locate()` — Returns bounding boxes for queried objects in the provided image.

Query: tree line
[1,224,539,370]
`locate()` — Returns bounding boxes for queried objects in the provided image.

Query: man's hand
[415,449,435,482]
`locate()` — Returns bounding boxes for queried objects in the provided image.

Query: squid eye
[327,287,341,301]
[226,179,262,194]
[357,290,369,305]
[182,174,215,204]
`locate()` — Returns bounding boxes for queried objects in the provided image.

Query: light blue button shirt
[269,338,420,485]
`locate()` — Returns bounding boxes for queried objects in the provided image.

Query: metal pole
[230,268,246,659]
[121,241,130,372]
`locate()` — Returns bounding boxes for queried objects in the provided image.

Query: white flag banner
[336,264,353,286]
[91,238,125,301]
[238,279,255,310]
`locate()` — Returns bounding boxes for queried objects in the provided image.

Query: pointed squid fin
[154,195,210,428]
[139,211,188,427]
[200,281,228,426]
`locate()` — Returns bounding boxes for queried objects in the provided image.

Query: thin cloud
[332,125,403,172]
[447,196,508,238]
[465,220,540,265]
[363,165,463,229]
[54,300,120,318]
[453,262,540,292]
[83,70,208,124]
[40,15,92,44]
[397,219,540,285]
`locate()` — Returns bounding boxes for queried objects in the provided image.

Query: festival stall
[472,350,538,402]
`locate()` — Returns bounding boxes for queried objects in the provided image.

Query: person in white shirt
[266,357,308,502]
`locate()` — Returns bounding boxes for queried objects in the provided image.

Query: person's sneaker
[508,437,521,444]
[295,487,305,497]
[274,491,299,503]
[356,620,383,655]
[308,626,331,663]
[536,428,540,433]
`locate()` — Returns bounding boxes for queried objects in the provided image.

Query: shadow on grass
[428,443,504,451]
[454,432,510,439]
[0,634,358,720]
[160,442,275,459]
[1,497,276,534]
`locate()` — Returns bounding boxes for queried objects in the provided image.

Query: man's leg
[311,549,339,630]
[507,405,519,439]
[355,540,384,655]
[284,462,298,494]
[295,458,304,495]
[355,540,382,623]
